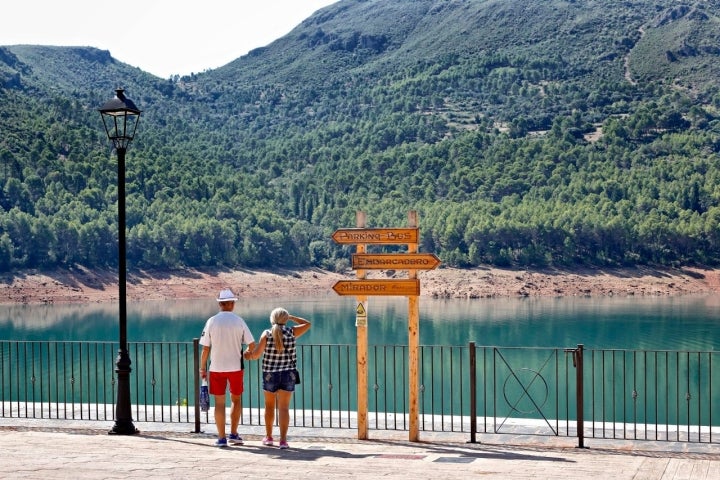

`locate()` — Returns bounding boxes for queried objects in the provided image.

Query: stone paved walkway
[0,420,718,479]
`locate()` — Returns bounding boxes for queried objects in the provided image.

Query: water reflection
[0,295,717,351]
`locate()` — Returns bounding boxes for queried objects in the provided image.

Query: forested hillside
[1,0,720,274]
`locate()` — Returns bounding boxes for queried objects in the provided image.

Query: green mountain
[1,0,720,274]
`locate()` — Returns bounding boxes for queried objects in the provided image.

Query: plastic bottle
[200,378,210,412]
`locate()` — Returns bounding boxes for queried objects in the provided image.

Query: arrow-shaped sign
[332,279,420,297]
[351,253,441,270]
[331,228,418,245]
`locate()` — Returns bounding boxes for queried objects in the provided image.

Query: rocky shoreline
[1,265,719,305]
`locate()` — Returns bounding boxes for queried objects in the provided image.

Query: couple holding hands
[199,288,311,449]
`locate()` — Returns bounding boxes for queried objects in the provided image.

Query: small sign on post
[355,301,367,327]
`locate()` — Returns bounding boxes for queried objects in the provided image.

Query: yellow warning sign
[356,301,368,327]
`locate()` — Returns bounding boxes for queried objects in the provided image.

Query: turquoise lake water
[1,294,717,351]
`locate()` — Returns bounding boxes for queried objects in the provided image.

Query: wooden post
[407,210,420,441]
[356,211,369,440]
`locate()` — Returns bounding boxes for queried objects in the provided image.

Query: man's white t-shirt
[199,311,254,372]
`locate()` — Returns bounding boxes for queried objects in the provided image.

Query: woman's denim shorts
[262,369,296,393]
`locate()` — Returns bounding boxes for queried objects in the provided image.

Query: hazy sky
[1,1,340,78]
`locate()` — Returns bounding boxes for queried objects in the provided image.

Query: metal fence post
[469,341,477,443]
[193,338,200,434]
[576,344,584,448]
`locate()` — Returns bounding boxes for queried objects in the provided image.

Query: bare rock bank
[1,266,719,305]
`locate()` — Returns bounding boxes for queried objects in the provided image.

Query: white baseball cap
[216,289,238,302]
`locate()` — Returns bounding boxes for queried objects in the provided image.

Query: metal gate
[469,343,718,446]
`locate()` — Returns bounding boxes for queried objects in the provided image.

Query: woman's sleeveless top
[261,325,297,372]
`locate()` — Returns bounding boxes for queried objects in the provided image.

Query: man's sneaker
[279,440,289,449]
[228,433,244,445]
[262,436,274,446]
[214,437,228,448]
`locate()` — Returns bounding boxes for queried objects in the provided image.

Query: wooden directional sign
[332,228,418,245]
[352,253,441,270]
[332,279,420,297]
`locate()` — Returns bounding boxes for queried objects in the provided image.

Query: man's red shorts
[208,370,244,395]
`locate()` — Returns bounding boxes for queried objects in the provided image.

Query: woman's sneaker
[214,437,228,448]
[279,440,289,449]
[228,433,244,445]
[262,436,274,446]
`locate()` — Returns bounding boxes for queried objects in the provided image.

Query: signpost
[331,211,439,442]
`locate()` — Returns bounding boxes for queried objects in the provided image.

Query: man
[199,288,255,447]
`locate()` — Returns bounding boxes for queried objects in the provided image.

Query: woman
[245,307,311,449]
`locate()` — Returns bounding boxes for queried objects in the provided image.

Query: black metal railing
[1,339,717,446]
[584,347,717,444]
[0,340,198,424]
[467,343,717,446]
[1,341,117,421]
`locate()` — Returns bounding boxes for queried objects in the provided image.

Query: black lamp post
[99,88,141,435]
